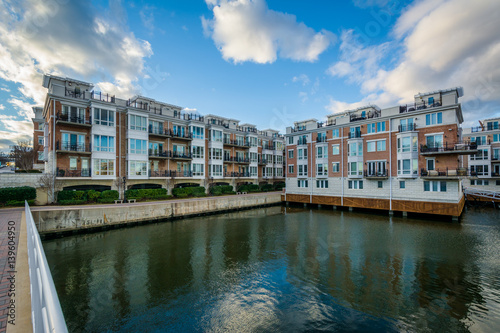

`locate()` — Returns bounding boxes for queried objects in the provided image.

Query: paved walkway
[0,208,22,333]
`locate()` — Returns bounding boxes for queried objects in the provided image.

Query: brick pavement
[0,208,22,333]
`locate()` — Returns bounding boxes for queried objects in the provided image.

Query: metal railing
[56,113,91,125]
[399,101,441,113]
[398,124,417,132]
[348,131,362,139]
[420,142,478,153]
[56,168,91,177]
[56,141,91,152]
[224,172,250,177]
[364,169,388,177]
[420,168,468,177]
[25,201,68,333]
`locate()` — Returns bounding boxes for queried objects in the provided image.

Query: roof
[42,74,93,89]
[414,87,464,98]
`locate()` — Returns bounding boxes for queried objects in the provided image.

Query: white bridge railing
[25,201,68,333]
[464,188,500,200]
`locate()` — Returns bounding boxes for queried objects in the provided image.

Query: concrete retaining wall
[31,192,282,235]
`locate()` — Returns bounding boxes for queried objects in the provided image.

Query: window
[129,139,147,154]
[61,133,85,151]
[149,142,163,155]
[210,165,223,177]
[471,179,489,186]
[470,165,489,176]
[399,181,405,189]
[211,130,222,142]
[38,136,44,146]
[470,136,487,146]
[298,148,307,160]
[63,105,85,123]
[297,180,308,188]
[129,114,146,131]
[486,121,499,130]
[348,162,362,176]
[426,112,442,126]
[398,136,418,153]
[332,129,339,138]
[348,180,363,189]
[37,151,44,161]
[332,162,339,173]
[69,157,77,170]
[298,165,308,176]
[493,134,499,142]
[94,108,115,126]
[367,161,386,176]
[264,167,273,177]
[192,164,204,176]
[210,148,223,160]
[275,155,283,164]
[367,141,376,152]
[377,140,386,151]
[471,149,489,160]
[377,121,386,132]
[317,146,326,159]
[349,142,363,156]
[398,159,418,175]
[191,126,204,139]
[94,135,115,152]
[192,146,204,159]
[129,161,147,176]
[288,165,294,174]
[236,135,245,146]
[249,137,258,147]
[424,181,447,192]
[400,118,414,131]
[288,136,293,144]
[250,166,258,177]
[173,125,186,137]
[496,180,500,186]
[317,132,326,142]
[377,181,383,188]
[149,120,163,134]
[332,144,340,155]
[426,134,443,148]
[288,150,294,159]
[316,164,328,176]
[249,152,258,162]
[350,126,361,138]
[275,168,283,177]
[316,180,328,188]
[367,123,376,134]
[94,159,115,176]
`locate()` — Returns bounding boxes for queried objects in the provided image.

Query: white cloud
[0,104,4,110]
[0,0,153,105]
[140,5,155,33]
[1,87,10,92]
[326,0,500,126]
[299,91,308,103]
[202,0,335,64]
[8,98,36,120]
[292,74,310,86]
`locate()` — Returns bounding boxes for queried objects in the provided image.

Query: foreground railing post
[25,201,68,333]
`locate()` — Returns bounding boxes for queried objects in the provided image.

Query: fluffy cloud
[327,0,500,126]
[0,0,153,105]
[292,74,310,86]
[202,0,335,64]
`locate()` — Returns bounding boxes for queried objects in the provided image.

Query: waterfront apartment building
[284,88,473,217]
[462,117,500,190]
[35,75,284,195]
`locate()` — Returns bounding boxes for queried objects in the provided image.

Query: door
[81,159,89,176]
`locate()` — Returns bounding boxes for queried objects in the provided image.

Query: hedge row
[125,188,172,201]
[15,169,42,173]
[5,200,35,207]
[237,184,261,193]
[0,186,36,204]
[210,185,235,196]
[57,190,119,204]
[172,186,206,198]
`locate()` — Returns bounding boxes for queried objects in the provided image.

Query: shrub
[172,186,205,198]
[97,198,116,204]
[125,189,166,200]
[261,184,274,192]
[194,192,206,197]
[58,199,87,205]
[274,182,285,190]
[72,191,87,201]
[101,190,119,200]
[175,193,188,198]
[57,190,75,202]
[0,186,36,203]
[15,169,42,173]
[87,190,101,202]
[6,200,35,206]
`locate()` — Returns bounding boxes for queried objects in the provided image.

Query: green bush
[101,190,119,200]
[0,186,36,203]
[87,190,101,202]
[56,190,75,202]
[59,199,87,205]
[72,191,87,201]
[15,169,42,173]
[125,188,166,200]
[194,192,206,197]
[175,193,188,198]
[261,184,274,192]
[6,199,35,206]
[274,182,285,190]
[97,198,116,203]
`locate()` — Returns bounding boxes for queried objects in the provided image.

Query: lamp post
[122,176,127,202]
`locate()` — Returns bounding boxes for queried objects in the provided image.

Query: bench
[127,199,136,203]
[114,200,123,204]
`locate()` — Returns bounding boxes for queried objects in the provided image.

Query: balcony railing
[91,91,115,103]
[148,170,193,177]
[224,172,250,178]
[259,159,268,165]
[223,138,250,147]
[170,131,193,140]
[348,131,362,139]
[56,113,92,125]
[171,151,192,159]
[316,136,328,143]
[56,168,91,177]
[399,101,441,113]
[364,169,388,178]
[148,149,168,158]
[398,124,417,132]
[148,126,170,136]
[224,156,250,163]
[297,138,307,145]
[56,141,91,152]
[420,142,478,154]
[420,168,468,177]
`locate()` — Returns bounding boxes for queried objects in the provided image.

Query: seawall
[31,192,282,235]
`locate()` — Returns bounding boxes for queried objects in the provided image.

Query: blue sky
[1,0,499,151]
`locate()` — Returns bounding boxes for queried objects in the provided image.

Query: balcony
[56,168,91,177]
[171,170,193,178]
[91,91,115,103]
[398,124,417,133]
[224,172,251,178]
[170,131,193,141]
[348,131,362,139]
[148,149,168,159]
[297,138,307,145]
[399,101,441,113]
[224,156,250,164]
[420,168,467,179]
[364,169,388,179]
[259,159,268,165]
[148,126,170,137]
[56,113,91,127]
[223,139,250,148]
[420,142,478,155]
[56,141,91,154]
[316,136,328,143]
[149,170,169,177]
[171,151,192,160]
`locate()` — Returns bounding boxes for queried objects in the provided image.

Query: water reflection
[44,206,500,332]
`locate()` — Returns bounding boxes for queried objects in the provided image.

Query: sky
[0,0,499,151]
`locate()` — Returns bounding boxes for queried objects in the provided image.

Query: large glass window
[93,135,115,152]
[316,163,328,176]
[191,126,204,139]
[331,129,339,138]
[210,148,223,160]
[94,108,114,126]
[129,161,147,176]
[349,142,363,156]
[426,112,442,126]
[192,146,204,159]
[211,130,222,142]
[377,121,386,132]
[426,134,443,148]
[210,165,223,177]
[129,115,146,131]
[192,164,204,176]
[93,159,115,176]
[348,162,362,176]
[424,181,447,192]
[332,162,339,173]
[129,139,147,154]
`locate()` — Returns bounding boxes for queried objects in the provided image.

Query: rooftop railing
[399,101,442,113]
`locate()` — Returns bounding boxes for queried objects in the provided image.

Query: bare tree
[0,151,10,165]
[10,140,37,170]
[38,173,62,204]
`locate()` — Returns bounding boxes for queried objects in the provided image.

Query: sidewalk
[0,208,22,333]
